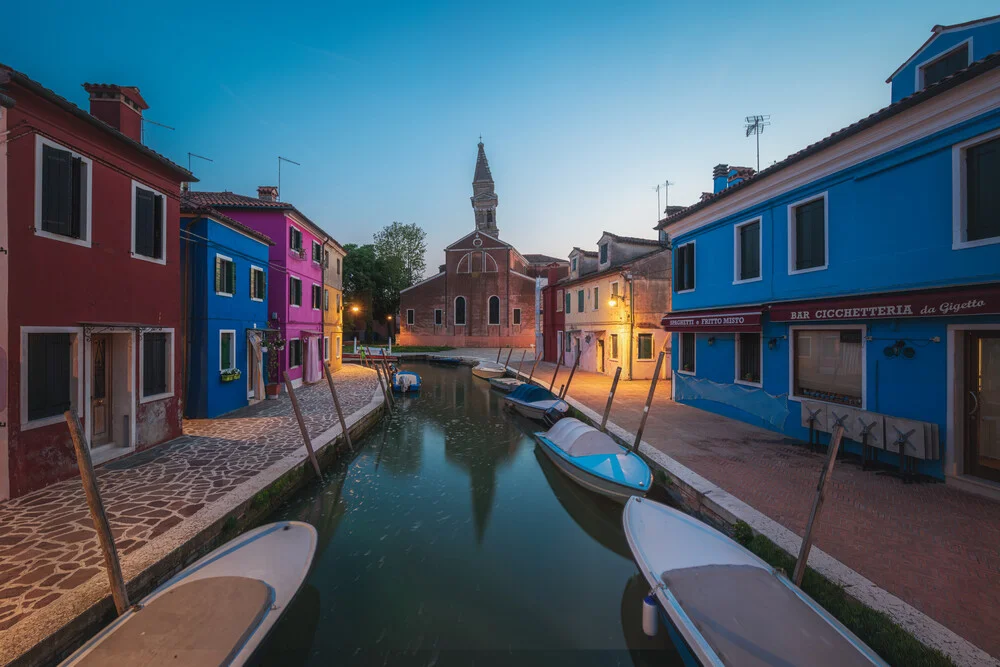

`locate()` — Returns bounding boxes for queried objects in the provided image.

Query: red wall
[542,266,566,362]
[4,84,185,497]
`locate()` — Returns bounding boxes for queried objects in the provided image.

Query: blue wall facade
[183,216,271,419]
[665,63,1000,478]
[891,20,1000,102]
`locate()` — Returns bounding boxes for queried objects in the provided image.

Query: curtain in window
[248,331,265,399]
[968,137,1000,242]
[795,199,825,270]
[738,333,761,383]
[740,222,760,280]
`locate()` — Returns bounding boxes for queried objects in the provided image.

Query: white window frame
[250,265,265,301]
[512,308,521,325]
[787,324,867,409]
[733,217,763,284]
[215,254,235,297]
[636,332,655,362]
[19,326,84,431]
[454,296,467,326]
[571,257,578,273]
[609,333,619,360]
[787,192,829,275]
[734,332,763,388]
[675,241,696,293]
[488,295,500,325]
[312,283,322,311]
[677,332,696,375]
[139,327,175,404]
[335,335,341,359]
[916,37,972,93]
[290,276,302,308]
[610,281,619,298]
[324,336,330,361]
[219,329,236,371]
[288,338,302,369]
[289,224,303,254]
[130,179,168,265]
[434,308,443,326]
[312,240,322,264]
[34,136,93,248]
[952,126,1000,250]
[407,309,415,325]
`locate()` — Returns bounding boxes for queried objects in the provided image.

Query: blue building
[659,16,1000,493]
[181,202,274,418]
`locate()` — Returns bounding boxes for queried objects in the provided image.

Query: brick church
[398,142,566,348]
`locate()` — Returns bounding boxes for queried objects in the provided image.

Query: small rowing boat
[489,377,523,394]
[471,362,506,379]
[503,383,569,424]
[534,418,651,503]
[61,521,317,666]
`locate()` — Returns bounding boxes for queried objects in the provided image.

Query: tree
[374,222,427,287]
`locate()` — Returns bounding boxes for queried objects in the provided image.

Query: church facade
[398,142,567,348]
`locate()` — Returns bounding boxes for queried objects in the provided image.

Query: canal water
[255,362,684,666]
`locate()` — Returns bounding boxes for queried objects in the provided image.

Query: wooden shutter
[70,157,83,238]
[153,193,163,259]
[228,260,236,295]
[135,188,155,257]
[41,145,73,236]
[215,256,222,292]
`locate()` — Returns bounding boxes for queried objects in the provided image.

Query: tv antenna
[187,152,213,172]
[653,180,675,221]
[278,156,301,200]
[140,118,175,144]
[745,115,771,171]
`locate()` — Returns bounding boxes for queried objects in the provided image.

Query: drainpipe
[180,214,200,415]
[627,272,634,381]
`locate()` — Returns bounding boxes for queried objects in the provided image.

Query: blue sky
[7,1,997,274]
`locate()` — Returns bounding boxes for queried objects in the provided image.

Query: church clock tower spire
[471,140,499,237]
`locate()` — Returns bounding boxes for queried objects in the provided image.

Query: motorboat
[503,383,569,424]
[534,418,651,503]
[392,370,421,393]
[488,377,522,394]
[623,498,888,667]
[60,521,317,666]
[471,361,507,379]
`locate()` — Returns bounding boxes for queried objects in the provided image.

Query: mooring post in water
[324,363,353,451]
[283,372,323,478]
[504,348,513,369]
[65,411,130,615]
[601,366,622,432]
[560,351,580,399]
[793,424,844,586]
[548,350,564,393]
[496,348,502,363]
[633,351,665,453]
[516,350,527,377]
[380,360,396,408]
[527,354,541,384]
[371,362,393,413]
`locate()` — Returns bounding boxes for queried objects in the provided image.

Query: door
[91,334,112,447]
[966,332,1000,483]
[597,338,605,373]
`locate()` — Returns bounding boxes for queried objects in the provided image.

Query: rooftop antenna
[278,156,301,200]
[140,118,175,145]
[187,152,213,172]
[663,180,676,212]
[745,115,771,172]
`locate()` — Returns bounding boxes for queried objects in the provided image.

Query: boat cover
[506,384,558,404]
[623,499,887,667]
[395,372,419,391]
[474,362,505,372]
[544,418,621,456]
[537,418,651,491]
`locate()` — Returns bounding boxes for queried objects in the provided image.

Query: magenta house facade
[184,188,329,387]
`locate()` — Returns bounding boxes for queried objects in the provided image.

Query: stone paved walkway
[526,361,1000,660]
[0,365,378,657]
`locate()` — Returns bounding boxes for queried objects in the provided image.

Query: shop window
[679,332,695,374]
[637,333,654,360]
[792,328,863,407]
[736,333,762,385]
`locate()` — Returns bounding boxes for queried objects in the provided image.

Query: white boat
[488,377,523,394]
[623,498,888,667]
[504,383,569,424]
[61,521,318,667]
[535,418,651,503]
[471,361,507,379]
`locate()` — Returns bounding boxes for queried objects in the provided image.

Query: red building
[0,67,194,499]
[540,265,567,362]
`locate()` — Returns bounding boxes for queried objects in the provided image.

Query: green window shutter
[215,256,222,292]
[228,260,236,295]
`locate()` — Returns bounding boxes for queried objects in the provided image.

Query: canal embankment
[508,360,999,667]
[0,366,385,667]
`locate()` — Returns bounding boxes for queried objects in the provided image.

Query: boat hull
[472,367,506,379]
[536,438,644,503]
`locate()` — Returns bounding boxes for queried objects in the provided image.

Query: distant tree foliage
[343,221,427,324]
[374,222,427,287]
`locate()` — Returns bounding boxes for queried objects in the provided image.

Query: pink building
[183,188,331,387]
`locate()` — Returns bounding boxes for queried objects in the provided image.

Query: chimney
[258,186,279,202]
[712,164,729,194]
[82,83,148,143]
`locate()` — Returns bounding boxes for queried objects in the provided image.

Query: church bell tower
[471,141,499,237]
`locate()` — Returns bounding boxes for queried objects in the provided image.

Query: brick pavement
[531,361,1000,660]
[0,365,379,653]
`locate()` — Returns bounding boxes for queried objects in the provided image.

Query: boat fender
[642,593,659,637]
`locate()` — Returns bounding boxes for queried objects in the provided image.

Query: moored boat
[392,370,421,393]
[61,521,317,666]
[429,356,463,366]
[503,383,569,424]
[489,377,523,393]
[623,498,888,667]
[534,418,651,503]
[471,361,506,379]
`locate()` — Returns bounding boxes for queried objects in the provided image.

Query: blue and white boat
[392,370,421,393]
[503,383,569,424]
[623,498,888,667]
[534,417,651,503]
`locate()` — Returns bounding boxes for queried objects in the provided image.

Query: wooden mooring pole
[548,351,564,394]
[632,351,666,453]
[527,354,541,384]
[792,424,845,586]
[371,362,393,413]
[379,360,397,409]
[600,366,622,432]
[324,363,353,451]
[283,372,323,478]
[65,411,130,615]
[504,348,513,369]
[516,350,527,377]
[560,351,580,399]
[496,348,502,363]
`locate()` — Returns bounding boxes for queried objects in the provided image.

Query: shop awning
[661,309,762,333]
[768,283,1000,323]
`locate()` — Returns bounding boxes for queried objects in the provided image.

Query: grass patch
[731,521,953,667]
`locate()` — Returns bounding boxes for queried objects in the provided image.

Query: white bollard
[642,593,659,637]
[353,337,357,354]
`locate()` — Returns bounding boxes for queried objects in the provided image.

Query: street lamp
[351,305,360,314]
[608,297,618,308]
[386,315,393,321]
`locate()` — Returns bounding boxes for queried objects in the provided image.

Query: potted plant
[220,368,242,383]
[683,363,693,372]
[264,320,286,399]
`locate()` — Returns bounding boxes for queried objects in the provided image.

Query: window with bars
[736,333,761,384]
[134,185,164,260]
[736,219,761,282]
[791,196,826,272]
[142,332,170,398]
[250,267,266,301]
[674,242,695,292]
[215,255,235,295]
[40,143,89,241]
[26,332,73,422]
[312,284,322,309]
[288,339,303,368]
[290,277,302,306]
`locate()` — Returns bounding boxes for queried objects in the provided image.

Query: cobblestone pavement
[532,361,1000,659]
[0,365,378,640]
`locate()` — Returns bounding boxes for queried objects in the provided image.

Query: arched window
[487,210,494,223]
[457,253,471,273]
[484,253,498,272]
[488,296,500,325]
[455,296,467,325]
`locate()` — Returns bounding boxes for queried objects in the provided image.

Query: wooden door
[91,335,112,447]
[966,331,1000,482]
